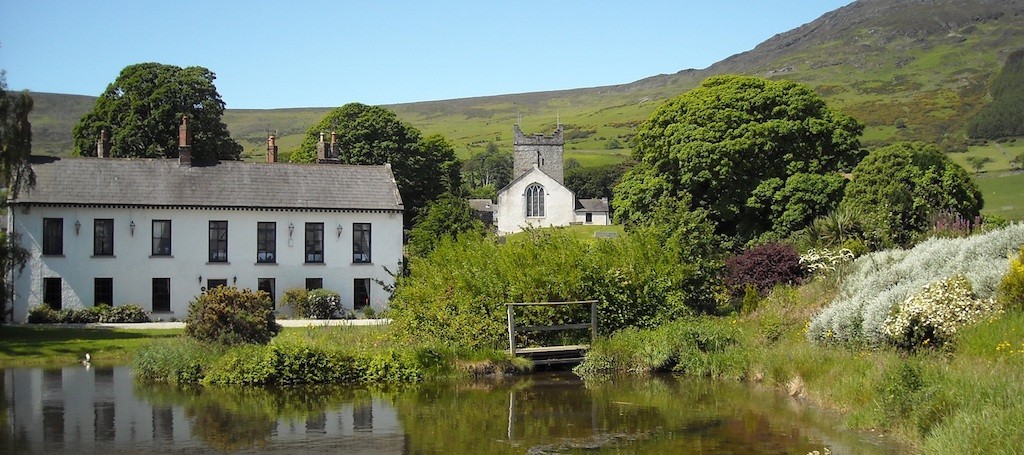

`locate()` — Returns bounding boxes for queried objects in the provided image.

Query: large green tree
[613,75,864,243]
[840,141,984,247]
[291,103,461,223]
[407,193,486,257]
[72,63,241,160]
[1,71,33,322]
[1,71,34,197]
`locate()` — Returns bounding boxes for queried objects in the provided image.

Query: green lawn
[0,326,183,367]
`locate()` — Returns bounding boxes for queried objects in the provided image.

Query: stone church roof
[13,156,404,212]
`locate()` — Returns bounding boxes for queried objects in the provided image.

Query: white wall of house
[9,206,403,322]
[496,167,578,234]
[575,211,610,226]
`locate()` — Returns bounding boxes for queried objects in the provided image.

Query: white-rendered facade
[496,167,578,234]
[9,206,402,322]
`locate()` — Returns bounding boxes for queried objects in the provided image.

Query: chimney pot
[96,128,109,158]
[178,115,192,166]
[267,134,278,163]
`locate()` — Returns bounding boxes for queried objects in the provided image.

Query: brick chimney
[96,128,109,158]
[316,132,327,161]
[267,134,278,163]
[178,116,192,166]
[330,131,339,159]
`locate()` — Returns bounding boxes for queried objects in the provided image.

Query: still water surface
[2,366,897,454]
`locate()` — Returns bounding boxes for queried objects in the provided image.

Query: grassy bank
[133,325,530,386]
[574,278,1024,453]
[0,325,182,367]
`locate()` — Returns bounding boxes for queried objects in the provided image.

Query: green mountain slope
[25,0,1024,164]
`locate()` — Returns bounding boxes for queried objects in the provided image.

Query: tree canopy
[407,193,486,257]
[72,63,241,160]
[0,71,35,198]
[968,48,1024,140]
[613,75,864,244]
[290,103,461,223]
[840,141,983,247]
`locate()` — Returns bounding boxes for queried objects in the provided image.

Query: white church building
[6,119,404,323]
[495,125,610,234]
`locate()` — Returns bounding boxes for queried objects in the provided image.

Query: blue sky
[1,1,853,109]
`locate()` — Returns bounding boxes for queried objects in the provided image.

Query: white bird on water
[81,353,91,368]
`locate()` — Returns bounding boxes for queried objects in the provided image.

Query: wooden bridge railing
[505,300,598,366]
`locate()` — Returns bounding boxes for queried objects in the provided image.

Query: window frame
[94,277,113,306]
[256,222,276,263]
[208,221,228,262]
[525,183,545,218]
[305,222,325,263]
[42,218,63,256]
[93,219,114,256]
[152,278,170,312]
[352,223,371,263]
[152,220,172,256]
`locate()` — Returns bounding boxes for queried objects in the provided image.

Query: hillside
[24,0,1024,165]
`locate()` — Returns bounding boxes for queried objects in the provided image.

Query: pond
[2,366,898,454]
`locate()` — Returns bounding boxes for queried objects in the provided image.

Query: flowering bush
[808,223,1024,347]
[998,247,1024,310]
[799,248,855,275]
[185,286,280,345]
[882,274,1001,349]
[285,288,341,319]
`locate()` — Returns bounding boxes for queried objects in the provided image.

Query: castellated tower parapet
[513,124,564,184]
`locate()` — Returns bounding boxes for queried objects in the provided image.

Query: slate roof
[13,156,403,212]
[576,198,609,212]
[468,199,495,213]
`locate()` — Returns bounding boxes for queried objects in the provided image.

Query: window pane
[352,223,371,263]
[354,278,370,310]
[43,218,63,255]
[209,221,228,262]
[43,277,62,310]
[305,223,324,263]
[305,278,322,290]
[94,219,114,256]
[258,278,276,307]
[257,222,276,263]
[152,278,170,312]
[94,278,113,306]
[152,220,171,256]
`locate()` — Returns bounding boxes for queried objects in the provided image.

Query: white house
[6,120,404,323]
[495,125,610,234]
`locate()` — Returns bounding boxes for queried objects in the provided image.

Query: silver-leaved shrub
[882,274,1000,349]
[808,223,1024,347]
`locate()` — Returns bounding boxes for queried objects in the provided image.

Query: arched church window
[526,183,545,217]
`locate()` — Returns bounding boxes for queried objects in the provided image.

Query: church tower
[513,124,564,184]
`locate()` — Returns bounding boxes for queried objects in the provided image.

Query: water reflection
[1,366,897,454]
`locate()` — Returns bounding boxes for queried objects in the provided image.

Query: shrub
[998,247,1024,311]
[99,304,150,323]
[26,305,58,323]
[185,286,281,345]
[808,224,1024,347]
[882,274,1001,350]
[285,288,340,319]
[725,243,804,297]
[799,248,855,275]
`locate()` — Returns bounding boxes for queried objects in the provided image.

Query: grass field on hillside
[977,171,1024,221]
